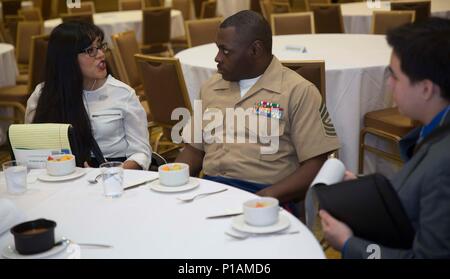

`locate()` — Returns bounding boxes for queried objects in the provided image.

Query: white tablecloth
[0,43,19,146]
[175,34,393,173]
[342,0,450,34]
[0,169,324,259]
[44,10,185,45]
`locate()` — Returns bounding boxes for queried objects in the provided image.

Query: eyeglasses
[80,42,108,57]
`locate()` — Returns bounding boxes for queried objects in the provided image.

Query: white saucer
[37,168,86,182]
[231,213,290,234]
[1,240,69,259]
[149,178,200,193]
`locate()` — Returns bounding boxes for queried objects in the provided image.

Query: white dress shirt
[25,75,151,170]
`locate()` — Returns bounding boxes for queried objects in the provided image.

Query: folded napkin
[0,198,26,235]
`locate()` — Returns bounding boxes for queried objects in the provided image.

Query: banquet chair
[290,0,310,12]
[1,0,21,23]
[271,12,315,35]
[358,107,419,174]
[193,0,207,18]
[37,0,54,20]
[105,48,121,80]
[143,0,165,7]
[172,0,194,20]
[307,0,331,6]
[91,0,118,12]
[199,0,216,19]
[110,32,147,97]
[371,11,415,35]
[118,0,143,11]
[0,34,49,125]
[282,60,326,103]
[185,17,222,48]
[134,54,192,155]
[61,12,94,25]
[4,15,23,46]
[249,0,262,14]
[67,1,96,14]
[170,0,195,51]
[18,8,43,22]
[7,123,81,167]
[141,7,173,56]
[262,1,292,21]
[310,4,344,33]
[15,21,43,74]
[391,1,431,23]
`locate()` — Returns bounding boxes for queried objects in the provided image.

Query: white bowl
[46,154,76,176]
[243,197,279,227]
[158,163,189,187]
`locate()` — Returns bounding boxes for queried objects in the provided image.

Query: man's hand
[319,210,353,251]
[344,170,357,181]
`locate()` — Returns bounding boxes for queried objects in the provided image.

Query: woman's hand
[319,210,353,251]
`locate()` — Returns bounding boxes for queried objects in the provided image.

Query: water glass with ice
[100,162,124,198]
[2,161,27,195]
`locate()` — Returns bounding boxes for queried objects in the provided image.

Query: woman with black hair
[25,21,151,170]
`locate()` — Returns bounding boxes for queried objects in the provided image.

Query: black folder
[314,173,415,249]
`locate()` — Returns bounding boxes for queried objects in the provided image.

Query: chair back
[134,54,192,131]
[185,17,221,48]
[200,0,216,19]
[105,48,121,81]
[61,12,94,25]
[16,21,43,65]
[290,0,309,12]
[18,8,43,21]
[7,123,79,167]
[371,11,415,35]
[28,34,49,93]
[172,0,193,20]
[271,12,314,35]
[282,60,326,103]
[391,1,431,22]
[250,0,262,14]
[68,1,96,14]
[118,0,143,11]
[4,15,23,45]
[310,4,344,33]
[92,0,118,12]
[111,31,142,88]
[142,7,171,46]
[37,0,54,20]
[1,0,21,22]
[143,0,165,7]
[193,0,207,18]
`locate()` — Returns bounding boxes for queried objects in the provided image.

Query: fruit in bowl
[243,197,279,226]
[46,154,76,176]
[158,163,189,187]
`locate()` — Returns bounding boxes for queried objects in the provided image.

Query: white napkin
[0,198,26,235]
[305,158,346,229]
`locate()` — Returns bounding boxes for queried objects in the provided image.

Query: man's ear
[249,40,264,57]
[421,79,437,101]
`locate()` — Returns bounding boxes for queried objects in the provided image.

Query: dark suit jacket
[344,112,450,259]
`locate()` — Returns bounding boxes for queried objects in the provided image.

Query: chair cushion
[364,107,416,137]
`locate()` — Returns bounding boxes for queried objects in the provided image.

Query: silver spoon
[55,237,113,249]
[87,173,102,184]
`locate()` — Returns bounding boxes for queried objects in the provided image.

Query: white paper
[305,158,346,229]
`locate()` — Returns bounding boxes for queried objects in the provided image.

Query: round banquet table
[0,169,325,259]
[0,43,19,146]
[175,34,394,173]
[44,9,185,45]
[342,0,450,34]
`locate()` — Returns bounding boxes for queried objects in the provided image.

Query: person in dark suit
[319,17,450,259]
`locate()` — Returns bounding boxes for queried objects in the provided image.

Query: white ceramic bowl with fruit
[46,154,76,176]
[158,163,189,187]
[243,197,279,226]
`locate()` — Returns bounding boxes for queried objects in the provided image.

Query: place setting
[1,218,112,259]
[224,197,298,240]
[148,163,200,193]
[36,154,86,182]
